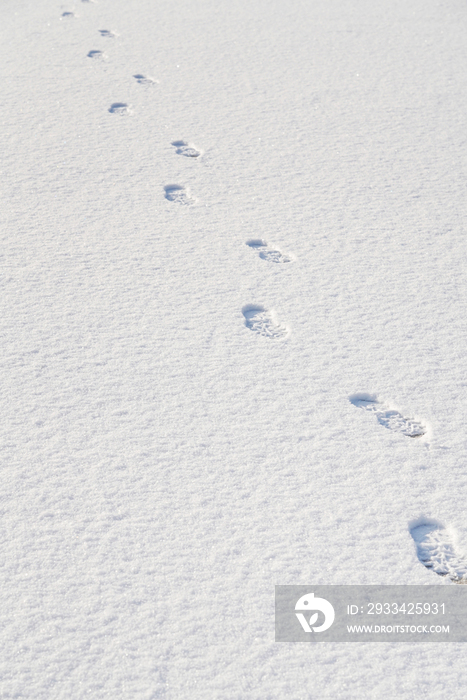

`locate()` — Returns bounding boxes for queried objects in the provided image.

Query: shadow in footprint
[61,11,75,17]
[134,74,158,86]
[350,394,425,438]
[164,184,194,205]
[87,50,105,59]
[108,103,130,115]
[410,520,467,583]
[242,304,288,340]
[99,29,117,37]
[172,140,202,158]
[246,239,292,264]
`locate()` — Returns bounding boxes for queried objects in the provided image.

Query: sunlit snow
[1,0,467,696]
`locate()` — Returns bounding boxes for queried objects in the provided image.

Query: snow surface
[1,0,467,697]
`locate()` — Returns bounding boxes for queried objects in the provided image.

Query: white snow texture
[1,0,467,697]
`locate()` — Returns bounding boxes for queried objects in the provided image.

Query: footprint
[108,103,131,115]
[61,11,76,17]
[164,184,194,205]
[349,394,425,438]
[172,140,202,158]
[242,305,289,340]
[87,50,106,60]
[410,521,467,583]
[99,29,117,38]
[246,239,292,264]
[133,74,158,86]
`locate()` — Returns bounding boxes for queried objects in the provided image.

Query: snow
[1,0,467,696]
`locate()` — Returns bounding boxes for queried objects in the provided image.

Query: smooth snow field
[1,0,467,697]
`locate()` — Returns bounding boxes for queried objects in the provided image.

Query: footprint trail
[246,239,292,264]
[350,394,425,438]
[108,103,131,115]
[242,305,288,340]
[164,184,194,205]
[410,521,467,583]
[134,74,158,86]
[172,141,202,158]
[87,50,106,60]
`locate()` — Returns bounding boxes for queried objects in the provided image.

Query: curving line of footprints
[62,3,466,584]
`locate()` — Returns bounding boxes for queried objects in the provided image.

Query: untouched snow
[1,0,467,697]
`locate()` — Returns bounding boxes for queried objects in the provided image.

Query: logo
[295,592,335,633]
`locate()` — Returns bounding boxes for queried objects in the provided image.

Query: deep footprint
[410,521,467,583]
[349,394,425,438]
[164,184,194,205]
[61,11,75,17]
[134,74,158,86]
[242,305,288,340]
[246,239,292,264]
[108,103,130,115]
[172,140,202,158]
[99,29,117,37]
